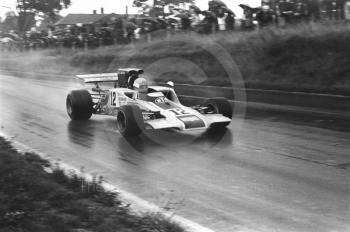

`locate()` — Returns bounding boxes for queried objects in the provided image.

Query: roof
[55,13,123,26]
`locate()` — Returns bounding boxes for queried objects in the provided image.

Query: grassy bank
[1,22,350,95]
[0,137,184,232]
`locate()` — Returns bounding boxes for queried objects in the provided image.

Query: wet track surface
[0,73,349,232]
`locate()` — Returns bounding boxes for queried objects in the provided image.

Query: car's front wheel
[66,90,93,120]
[205,97,232,129]
[117,105,144,137]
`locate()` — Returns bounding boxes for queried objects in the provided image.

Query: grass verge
[0,137,185,232]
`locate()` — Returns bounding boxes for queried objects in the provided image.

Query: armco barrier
[171,84,350,112]
[2,70,349,114]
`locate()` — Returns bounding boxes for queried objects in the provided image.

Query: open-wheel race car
[66,68,232,137]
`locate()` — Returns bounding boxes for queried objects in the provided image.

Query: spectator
[202,11,218,33]
[294,0,308,23]
[191,11,202,28]
[336,0,346,20]
[126,21,136,43]
[278,0,296,24]
[256,5,275,27]
[218,15,226,31]
[241,7,255,29]
[307,0,320,21]
[345,0,350,19]
[134,27,141,40]
[181,16,191,30]
[113,18,124,44]
[225,11,236,30]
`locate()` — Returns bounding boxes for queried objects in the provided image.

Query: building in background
[54,10,124,33]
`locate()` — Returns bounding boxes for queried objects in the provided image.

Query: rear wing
[76,73,119,83]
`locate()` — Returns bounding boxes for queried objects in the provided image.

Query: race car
[66,68,232,137]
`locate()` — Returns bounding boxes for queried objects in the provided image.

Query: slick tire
[66,90,93,120]
[117,105,144,137]
[205,97,232,129]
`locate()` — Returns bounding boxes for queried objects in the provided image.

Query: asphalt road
[0,73,349,232]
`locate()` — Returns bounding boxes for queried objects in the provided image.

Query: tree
[17,0,71,18]
[16,0,71,32]
[36,14,62,31]
[0,11,18,32]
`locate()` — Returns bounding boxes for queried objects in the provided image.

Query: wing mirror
[167,81,174,88]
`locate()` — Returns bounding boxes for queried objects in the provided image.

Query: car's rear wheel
[205,97,232,129]
[66,90,93,120]
[117,105,144,137]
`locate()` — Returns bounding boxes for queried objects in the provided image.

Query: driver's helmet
[133,77,148,93]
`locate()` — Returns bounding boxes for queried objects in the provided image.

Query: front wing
[144,113,231,131]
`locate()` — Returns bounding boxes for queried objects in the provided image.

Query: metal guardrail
[2,69,349,114]
[156,83,350,113]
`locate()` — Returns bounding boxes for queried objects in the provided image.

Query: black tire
[205,97,232,129]
[205,97,232,118]
[117,105,144,137]
[66,90,93,120]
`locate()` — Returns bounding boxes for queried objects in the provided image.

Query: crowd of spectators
[242,0,349,29]
[1,0,349,51]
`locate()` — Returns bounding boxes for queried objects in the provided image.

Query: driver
[133,77,149,100]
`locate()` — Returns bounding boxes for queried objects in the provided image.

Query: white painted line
[0,131,216,232]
